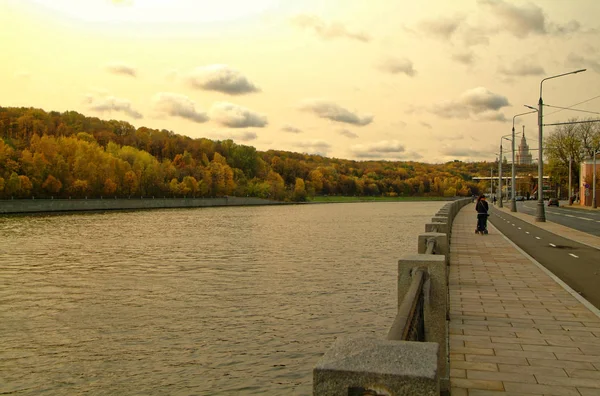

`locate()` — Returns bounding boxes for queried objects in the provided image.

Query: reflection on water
[0,201,443,395]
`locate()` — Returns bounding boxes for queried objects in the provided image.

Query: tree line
[0,106,496,201]
[544,119,600,195]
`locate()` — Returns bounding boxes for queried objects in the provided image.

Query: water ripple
[0,202,442,395]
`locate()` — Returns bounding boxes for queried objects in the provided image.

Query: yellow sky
[1,0,599,162]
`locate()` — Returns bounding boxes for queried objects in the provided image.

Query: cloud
[460,26,490,46]
[566,53,600,73]
[215,130,258,142]
[299,99,373,126]
[338,129,358,138]
[209,102,267,128]
[291,14,370,42]
[478,0,581,38]
[152,92,208,123]
[350,140,406,159]
[430,87,509,121]
[85,94,142,119]
[281,124,302,134]
[420,122,432,129]
[295,140,331,155]
[499,58,545,76]
[439,145,488,158]
[451,51,475,65]
[187,65,260,95]
[477,111,508,123]
[105,62,137,77]
[378,57,417,77]
[418,16,464,39]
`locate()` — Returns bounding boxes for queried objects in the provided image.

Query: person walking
[475,194,489,234]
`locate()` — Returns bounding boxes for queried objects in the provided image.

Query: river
[0,201,444,395]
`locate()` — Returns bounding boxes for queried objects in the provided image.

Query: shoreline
[0,197,286,215]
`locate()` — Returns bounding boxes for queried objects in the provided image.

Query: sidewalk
[449,204,600,396]
[493,204,600,250]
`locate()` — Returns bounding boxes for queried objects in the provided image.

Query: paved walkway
[449,204,600,396]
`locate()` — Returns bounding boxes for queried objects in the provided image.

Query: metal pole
[594,152,598,209]
[536,93,545,221]
[490,167,494,198]
[535,69,586,221]
[511,124,517,212]
[568,156,572,205]
[498,143,503,208]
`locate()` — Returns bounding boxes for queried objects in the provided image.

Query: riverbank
[0,196,285,215]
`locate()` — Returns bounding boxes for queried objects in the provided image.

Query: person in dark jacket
[475,194,489,234]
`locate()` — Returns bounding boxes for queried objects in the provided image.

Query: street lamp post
[568,156,572,205]
[498,134,512,208]
[511,111,536,212]
[594,150,600,209]
[533,69,586,222]
[490,167,494,198]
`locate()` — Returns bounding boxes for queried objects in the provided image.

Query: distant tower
[516,126,533,165]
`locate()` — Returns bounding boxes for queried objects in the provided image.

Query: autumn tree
[292,177,307,201]
[123,170,138,196]
[103,178,117,196]
[42,174,62,196]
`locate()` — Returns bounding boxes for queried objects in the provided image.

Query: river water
[0,201,444,395]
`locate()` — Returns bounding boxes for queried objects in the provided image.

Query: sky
[1,0,599,163]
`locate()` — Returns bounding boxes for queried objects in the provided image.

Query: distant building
[580,157,600,207]
[516,127,533,165]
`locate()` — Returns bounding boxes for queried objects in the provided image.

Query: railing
[313,198,472,396]
[387,267,426,341]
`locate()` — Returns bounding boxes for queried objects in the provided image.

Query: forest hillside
[0,107,493,201]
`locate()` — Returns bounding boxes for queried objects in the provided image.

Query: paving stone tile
[467,369,536,383]
[503,382,580,396]
[554,353,600,363]
[449,387,468,396]
[490,336,548,345]
[449,378,504,391]
[497,363,567,377]
[466,354,529,365]
[527,358,596,370]
[521,344,582,354]
[536,375,600,388]
[451,361,498,372]
[565,369,600,379]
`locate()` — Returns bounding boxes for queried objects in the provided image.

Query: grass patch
[307,196,453,203]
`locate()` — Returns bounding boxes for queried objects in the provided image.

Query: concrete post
[397,254,448,392]
[313,336,440,396]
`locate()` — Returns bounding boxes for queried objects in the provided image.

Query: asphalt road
[511,200,600,236]
[489,209,600,309]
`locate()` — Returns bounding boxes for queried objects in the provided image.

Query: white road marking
[565,214,575,218]
[512,224,515,226]
[526,231,530,234]
[518,227,522,230]
[569,253,579,258]
[549,243,556,247]
[535,237,541,240]
[577,217,593,221]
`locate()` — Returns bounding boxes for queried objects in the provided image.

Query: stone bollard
[425,222,448,235]
[431,216,448,225]
[418,232,448,260]
[313,336,440,396]
[398,254,448,393]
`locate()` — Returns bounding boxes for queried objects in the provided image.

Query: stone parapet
[313,337,439,396]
